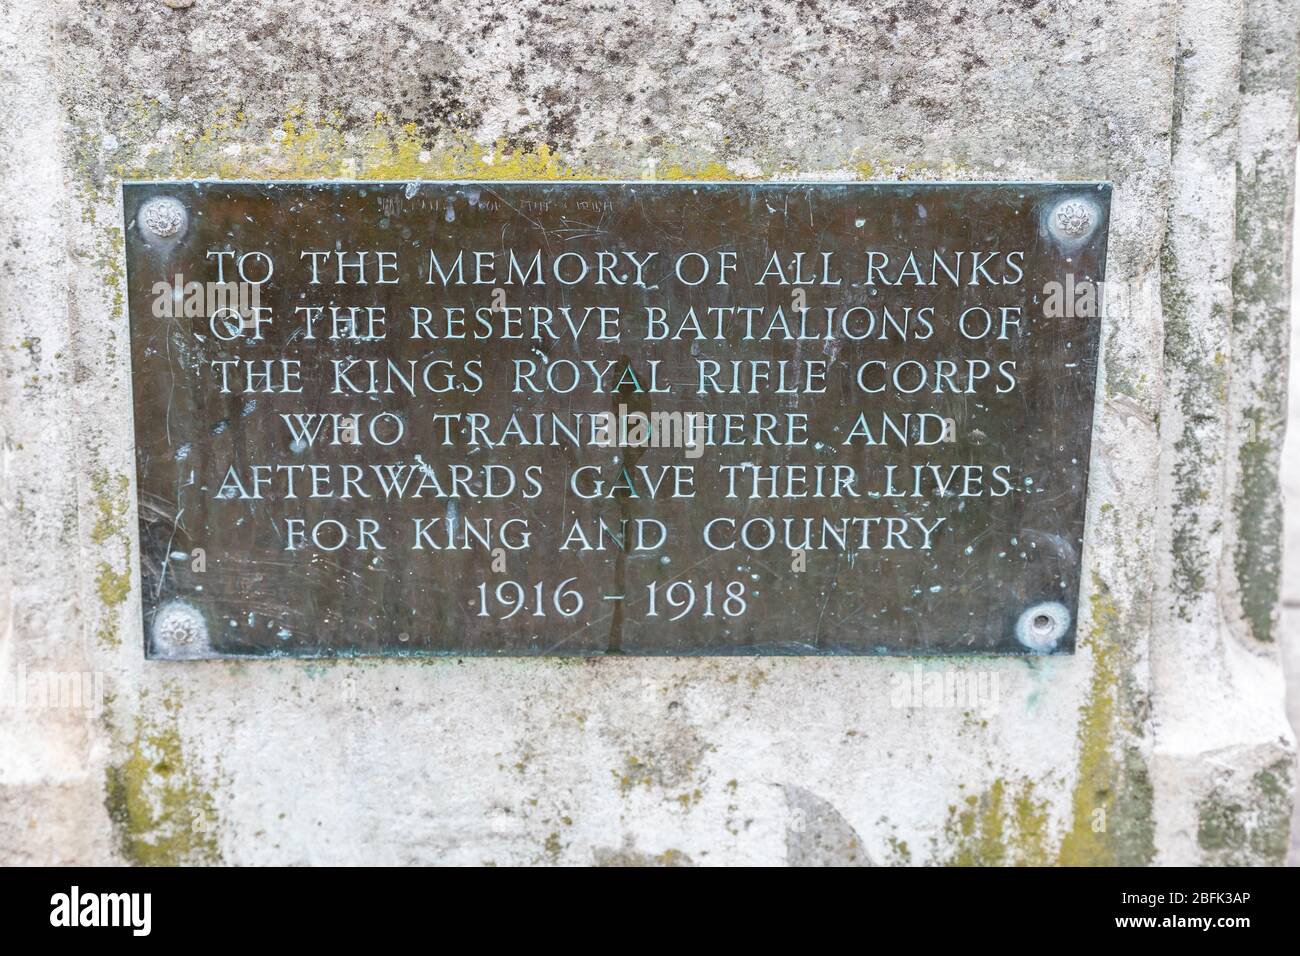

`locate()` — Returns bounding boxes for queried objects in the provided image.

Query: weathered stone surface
[0,0,1294,864]
[1282,152,1300,865]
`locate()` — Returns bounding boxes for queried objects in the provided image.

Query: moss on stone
[1233,405,1283,643]
[1196,758,1292,865]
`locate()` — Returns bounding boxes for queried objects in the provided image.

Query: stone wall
[0,0,1295,865]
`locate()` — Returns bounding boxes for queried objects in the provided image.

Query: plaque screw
[152,599,210,657]
[1015,601,1070,653]
[1048,199,1094,241]
[138,197,187,239]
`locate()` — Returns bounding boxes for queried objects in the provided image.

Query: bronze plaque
[122,181,1110,658]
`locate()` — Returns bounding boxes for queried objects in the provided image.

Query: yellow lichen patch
[674,788,703,810]
[99,99,981,195]
[655,159,747,181]
[104,696,222,866]
[943,777,1051,866]
[614,754,654,794]
[94,225,126,317]
[852,158,877,180]
[593,841,695,866]
[356,119,585,182]
[118,107,592,184]
[1057,576,1122,865]
[89,466,132,648]
[935,569,1152,865]
[88,470,130,545]
[94,559,130,649]
[654,848,691,866]
[850,151,979,183]
[886,835,912,864]
[94,560,130,609]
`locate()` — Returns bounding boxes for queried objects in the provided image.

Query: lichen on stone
[103,694,223,866]
[1056,575,1154,866]
[1196,758,1292,866]
[943,777,1051,867]
[88,470,130,546]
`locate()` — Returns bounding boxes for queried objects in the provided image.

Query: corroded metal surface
[123,181,1110,658]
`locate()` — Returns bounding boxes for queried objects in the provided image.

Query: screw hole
[1017,601,1070,652]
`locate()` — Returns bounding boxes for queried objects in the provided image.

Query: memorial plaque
[122,181,1110,658]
